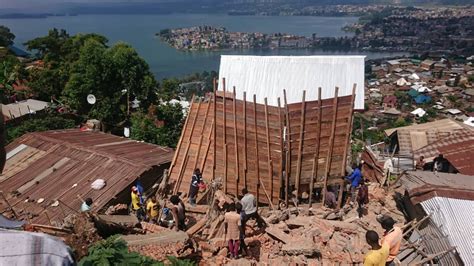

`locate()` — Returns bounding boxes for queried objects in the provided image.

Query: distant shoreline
[0,13,78,19]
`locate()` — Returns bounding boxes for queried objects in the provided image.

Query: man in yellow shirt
[364,230,389,266]
[146,196,159,224]
[131,186,141,218]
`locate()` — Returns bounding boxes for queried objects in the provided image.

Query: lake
[1,14,406,79]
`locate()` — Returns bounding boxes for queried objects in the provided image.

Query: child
[224,203,241,259]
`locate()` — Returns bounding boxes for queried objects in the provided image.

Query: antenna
[87,94,96,105]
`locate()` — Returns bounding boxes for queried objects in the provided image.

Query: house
[1,99,49,121]
[396,77,410,87]
[0,130,174,224]
[387,59,401,72]
[382,107,402,116]
[408,88,420,98]
[411,108,426,118]
[446,108,462,116]
[420,59,435,71]
[408,73,420,80]
[384,118,473,155]
[464,89,474,101]
[372,65,387,78]
[414,94,432,104]
[398,171,474,265]
[383,95,397,109]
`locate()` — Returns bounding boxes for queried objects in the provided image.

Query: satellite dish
[87,94,96,105]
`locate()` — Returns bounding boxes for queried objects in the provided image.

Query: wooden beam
[341,84,357,176]
[277,97,284,203]
[212,87,217,181]
[243,92,248,189]
[295,90,306,199]
[320,87,341,208]
[0,191,18,219]
[233,87,240,196]
[253,94,260,206]
[264,98,273,200]
[222,78,227,193]
[200,122,214,171]
[313,87,323,204]
[169,95,195,174]
[283,90,290,207]
[309,159,316,208]
[194,135,204,170]
[174,98,201,194]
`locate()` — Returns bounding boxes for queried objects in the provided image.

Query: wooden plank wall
[287,89,354,196]
[169,87,355,205]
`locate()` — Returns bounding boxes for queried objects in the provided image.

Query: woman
[224,203,241,259]
[170,195,186,231]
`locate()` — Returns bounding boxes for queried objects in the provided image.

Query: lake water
[1,14,406,79]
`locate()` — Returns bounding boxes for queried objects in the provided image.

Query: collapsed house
[0,129,173,224]
[397,171,474,265]
[169,55,365,207]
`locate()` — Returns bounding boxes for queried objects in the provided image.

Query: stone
[282,239,320,257]
[217,247,228,257]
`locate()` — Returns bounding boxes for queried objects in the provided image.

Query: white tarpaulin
[218,55,365,109]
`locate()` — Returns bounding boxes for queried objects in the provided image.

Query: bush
[6,115,76,143]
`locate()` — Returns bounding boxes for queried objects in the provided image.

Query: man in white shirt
[240,188,266,231]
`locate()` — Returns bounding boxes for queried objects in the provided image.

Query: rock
[202,251,213,258]
[282,239,320,257]
[217,247,228,257]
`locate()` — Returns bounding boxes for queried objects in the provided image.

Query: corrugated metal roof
[414,130,474,161]
[0,130,174,224]
[384,118,471,137]
[421,197,474,265]
[438,138,474,175]
[400,171,474,203]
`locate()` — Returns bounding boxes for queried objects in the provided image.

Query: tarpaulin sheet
[218,55,365,109]
[0,215,25,229]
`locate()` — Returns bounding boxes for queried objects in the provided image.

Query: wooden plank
[322,87,339,205]
[233,87,240,196]
[312,87,323,207]
[278,97,284,202]
[309,158,316,208]
[243,92,248,189]
[169,94,195,173]
[200,122,214,171]
[341,84,356,176]
[222,78,227,193]
[264,98,273,199]
[174,98,201,194]
[295,91,306,198]
[253,94,260,206]
[213,80,217,181]
[283,90,291,207]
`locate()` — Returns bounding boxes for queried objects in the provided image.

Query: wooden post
[341,84,357,176]
[309,159,316,208]
[264,98,273,200]
[253,95,260,206]
[233,87,240,196]
[213,87,217,181]
[295,91,306,199]
[222,78,227,193]
[44,210,52,225]
[277,98,284,203]
[243,92,248,189]
[310,87,323,207]
[283,90,291,207]
[169,95,195,174]
[323,87,339,205]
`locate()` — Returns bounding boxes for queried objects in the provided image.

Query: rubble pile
[62,214,102,259]
[104,203,129,215]
[193,183,404,265]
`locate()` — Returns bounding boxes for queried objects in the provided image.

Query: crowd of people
[78,165,404,263]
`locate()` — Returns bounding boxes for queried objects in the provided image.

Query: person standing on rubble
[235,202,249,256]
[379,216,403,265]
[357,179,369,218]
[130,186,144,220]
[224,203,242,259]
[170,195,186,231]
[146,196,159,224]
[346,163,362,205]
[188,168,203,206]
[240,188,266,230]
[364,230,389,266]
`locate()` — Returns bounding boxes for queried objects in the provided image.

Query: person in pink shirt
[380,216,403,265]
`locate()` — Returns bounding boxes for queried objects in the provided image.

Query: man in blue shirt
[346,163,362,204]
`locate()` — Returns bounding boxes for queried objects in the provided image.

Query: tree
[62,40,157,127]
[0,58,21,103]
[5,115,76,143]
[158,78,180,101]
[0,26,15,47]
